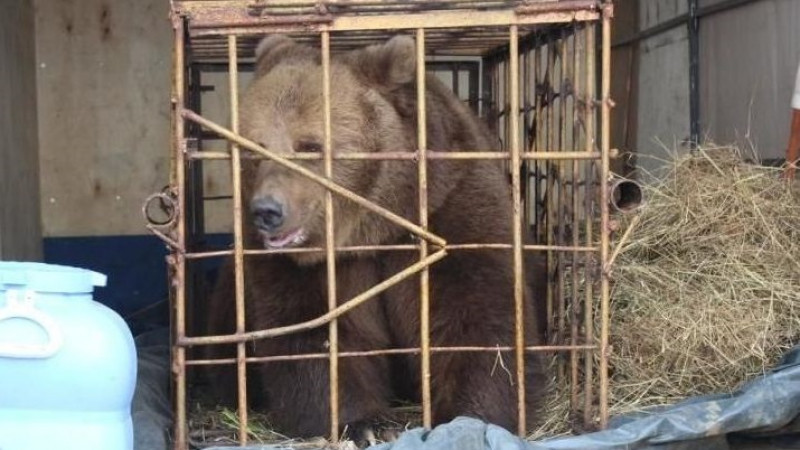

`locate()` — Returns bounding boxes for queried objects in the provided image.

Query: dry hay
[606,145,800,416]
[187,403,421,449]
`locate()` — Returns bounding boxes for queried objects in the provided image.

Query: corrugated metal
[700,0,800,159]
[635,0,691,177]
[627,0,800,175]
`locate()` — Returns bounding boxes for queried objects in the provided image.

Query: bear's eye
[295,141,323,153]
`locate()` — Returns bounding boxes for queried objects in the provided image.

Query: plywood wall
[35,0,172,237]
[1,0,42,260]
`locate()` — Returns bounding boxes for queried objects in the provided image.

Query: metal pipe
[521,45,531,228]
[170,14,188,450]
[180,243,600,260]
[570,23,581,414]
[180,6,602,36]
[508,25,527,436]
[187,149,604,160]
[556,28,568,383]
[533,40,543,240]
[545,35,557,353]
[227,34,249,445]
[321,30,340,441]
[609,176,645,213]
[599,6,613,428]
[688,0,700,148]
[583,21,596,429]
[185,343,600,365]
[416,28,433,430]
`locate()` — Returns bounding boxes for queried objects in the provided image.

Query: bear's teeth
[264,228,305,248]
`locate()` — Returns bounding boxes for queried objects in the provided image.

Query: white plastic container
[0,262,137,450]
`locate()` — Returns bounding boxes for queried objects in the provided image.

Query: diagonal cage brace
[178,248,447,346]
[182,108,447,248]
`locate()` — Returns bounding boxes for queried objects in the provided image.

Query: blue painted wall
[43,234,233,321]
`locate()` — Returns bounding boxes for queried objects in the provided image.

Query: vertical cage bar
[569,25,581,414]
[508,25,527,437]
[522,49,530,228]
[545,36,556,345]
[227,34,249,445]
[533,40,543,241]
[452,64,460,100]
[688,0,700,148]
[321,30,340,441]
[186,64,204,344]
[556,30,568,373]
[599,9,613,428]
[494,59,500,140]
[415,28,433,430]
[170,16,188,450]
[501,60,508,162]
[583,21,596,430]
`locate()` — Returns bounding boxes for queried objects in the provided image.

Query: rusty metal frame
[159,1,615,448]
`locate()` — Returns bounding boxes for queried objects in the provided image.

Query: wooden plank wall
[34,0,172,238]
[0,0,43,261]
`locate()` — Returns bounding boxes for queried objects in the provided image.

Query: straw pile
[188,403,420,448]
[606,145,800,415]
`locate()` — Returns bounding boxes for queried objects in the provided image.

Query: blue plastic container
[0,262,137,450]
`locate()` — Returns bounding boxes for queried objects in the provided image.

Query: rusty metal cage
[146,1,615,448]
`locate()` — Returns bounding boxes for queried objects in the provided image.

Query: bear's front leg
[426,253,545,433]
[248,257,396,439]
[253,327,395,439]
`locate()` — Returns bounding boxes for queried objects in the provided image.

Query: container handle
[0,290,63,359]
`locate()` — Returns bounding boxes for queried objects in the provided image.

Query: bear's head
[239,35,424,265]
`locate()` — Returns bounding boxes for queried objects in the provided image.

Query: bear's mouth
[260,228,308,249]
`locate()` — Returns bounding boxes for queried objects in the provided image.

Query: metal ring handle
[0,290,64,359]
[142,187,178,227]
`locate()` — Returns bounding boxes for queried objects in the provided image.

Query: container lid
[0,262,107,294]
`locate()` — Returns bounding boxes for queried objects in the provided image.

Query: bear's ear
[254,35,319,77]
[345,35,417,90]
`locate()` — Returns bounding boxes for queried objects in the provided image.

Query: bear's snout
[250,196,285,232]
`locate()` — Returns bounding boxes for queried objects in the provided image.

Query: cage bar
[583,20,597,428]
[169,14,188,450]
[569,23,581,414]
[415,28,433,429]
[226,34,249,444]
[599,6,612,428]
[187,150,604,160]
[507,25,527,436]
[321,30,340,441]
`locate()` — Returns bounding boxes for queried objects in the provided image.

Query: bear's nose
[251,196,285,232]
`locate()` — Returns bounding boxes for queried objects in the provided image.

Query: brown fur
[203,35,547,438]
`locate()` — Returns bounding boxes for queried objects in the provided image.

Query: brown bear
[202,34,547,440]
